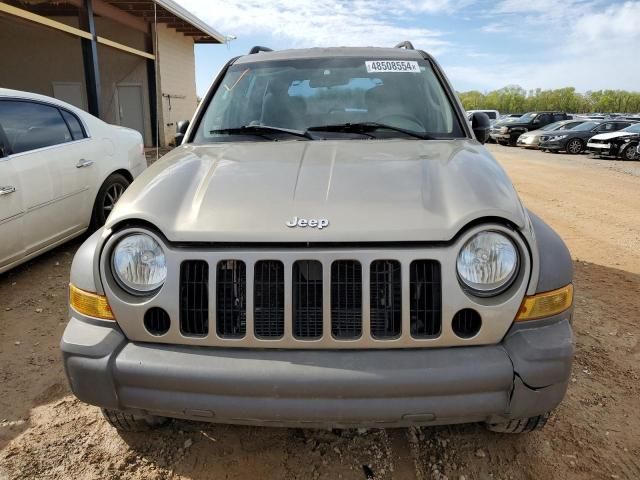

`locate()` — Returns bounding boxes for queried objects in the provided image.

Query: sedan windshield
[192,57,464,142]
[621,123,640,133]
[570,121,600,131]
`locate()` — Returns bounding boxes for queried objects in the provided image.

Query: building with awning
[0,0,225,146]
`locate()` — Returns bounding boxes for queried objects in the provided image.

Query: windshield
[518,112,537,122]
[571,121,600,131]
[193,56,464,142]
[541,121,564,131]
[622,123,640,133]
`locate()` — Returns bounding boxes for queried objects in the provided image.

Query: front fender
[70,227,107,293]
[528,211,573,293]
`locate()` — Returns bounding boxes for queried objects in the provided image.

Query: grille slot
[293,260,323,339]
[216,260,246,338]
[144,307,171,336]
[179,260,209,336]
[331,260,362,339]
[409,260,442,338]
[370,260,402,338]
[254,260,285,339]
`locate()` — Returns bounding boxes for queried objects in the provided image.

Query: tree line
[457,86,640,114]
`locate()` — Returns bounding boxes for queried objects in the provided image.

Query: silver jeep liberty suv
[62,42,574,434]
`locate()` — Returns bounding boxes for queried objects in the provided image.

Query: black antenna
[394,41,415,50]
[249,46,273,54]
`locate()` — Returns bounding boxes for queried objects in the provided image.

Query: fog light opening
[144,307,171,336]
[452,309,482,339]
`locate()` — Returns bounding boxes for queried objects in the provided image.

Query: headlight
[112,233,167,294]
[549,134,567,141]
[456,231,519,296]
[499,126,509,133]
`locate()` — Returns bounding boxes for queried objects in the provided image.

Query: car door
[0,99,90,256]
[0,125,24,269]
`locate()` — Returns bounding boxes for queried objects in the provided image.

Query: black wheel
[102,408,169,432]
[485,412,550,433]
[566,138,584,154]
[621,145,637,161]
[91,173,130,229]
[497,140,508,146]
[507,135,518,147]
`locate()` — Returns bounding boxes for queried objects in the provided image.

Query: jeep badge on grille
[286,216,329,229]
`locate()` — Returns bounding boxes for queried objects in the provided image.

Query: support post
[146,23,158,147]
[79,0,101,117]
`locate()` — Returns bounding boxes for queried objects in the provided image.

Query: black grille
[254,260,285,338]
[293,260,323,339]
[370,260,402,338]
[409,260,442,338]
[144,307,171,336]
[216,260,246,338]
[331,260,362,339]
[452,309,482,338]
[179,260,209,336]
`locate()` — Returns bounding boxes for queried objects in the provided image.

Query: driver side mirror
[175,120,190,146]
[471,112,491,144]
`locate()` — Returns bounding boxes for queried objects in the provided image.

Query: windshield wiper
[209,125,312,140]
[306,122,435,140]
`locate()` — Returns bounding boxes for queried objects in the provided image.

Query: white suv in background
[0,89,147,274]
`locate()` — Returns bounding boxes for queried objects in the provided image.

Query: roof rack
[249,46,273,54]
[394,41,415,50]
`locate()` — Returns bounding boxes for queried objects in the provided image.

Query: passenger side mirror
[471,112,491,144]
[175,120,190,146]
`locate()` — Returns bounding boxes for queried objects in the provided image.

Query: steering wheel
[374,113,424,131]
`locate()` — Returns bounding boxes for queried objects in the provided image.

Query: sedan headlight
[548,134,568,141]
[499,126,509,133]
[112,233,167,294]
[456,231,519,296]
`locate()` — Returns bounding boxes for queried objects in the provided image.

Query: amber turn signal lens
[69,284,115,320]
[516,284,573,322]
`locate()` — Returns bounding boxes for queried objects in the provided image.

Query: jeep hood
[107,139,527,242]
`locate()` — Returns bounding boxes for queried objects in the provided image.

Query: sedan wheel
[621,145,637,161]
[91,173,131,229]
[566,138,583,154]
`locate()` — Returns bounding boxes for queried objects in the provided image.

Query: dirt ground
[1,145,639,480]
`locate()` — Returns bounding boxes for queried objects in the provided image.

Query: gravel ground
[1,145,639,480]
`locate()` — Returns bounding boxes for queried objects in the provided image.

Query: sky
[177,0,640,97]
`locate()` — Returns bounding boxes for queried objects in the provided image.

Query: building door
[53,82,86,110]
[117,84,146,143]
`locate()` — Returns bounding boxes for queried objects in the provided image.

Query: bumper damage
[61,313,574,428]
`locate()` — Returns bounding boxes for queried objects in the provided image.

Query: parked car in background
[587,122,640,160]
[516,119,587,149]
[499,114,523,121]
[467,110,500,124]
[490,112,570,146]
[538,120,636,154]
[0,88,147,274]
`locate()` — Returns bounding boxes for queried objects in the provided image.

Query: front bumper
[586,143,616,156]
[517,136,539,148]
[62,313,574,428]
[538,140,566,151]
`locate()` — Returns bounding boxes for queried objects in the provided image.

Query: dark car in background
[490,112,570,146]
[587,122,640,160]
[539,120,636,154]
[516,119,587,149]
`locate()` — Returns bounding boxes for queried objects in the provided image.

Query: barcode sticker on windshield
[365,60,420,73]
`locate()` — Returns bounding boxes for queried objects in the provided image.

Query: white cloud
[480,23,509,33]
[447,0,640,92]
[179,0,451,53]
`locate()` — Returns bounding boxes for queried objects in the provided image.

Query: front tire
[566,138,584,154]
[485,412,550,434]
[91,173,130,229]
[102,408,169,432]
[621,145,637,161]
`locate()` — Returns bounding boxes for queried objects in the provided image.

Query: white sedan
[0,88,147,274]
